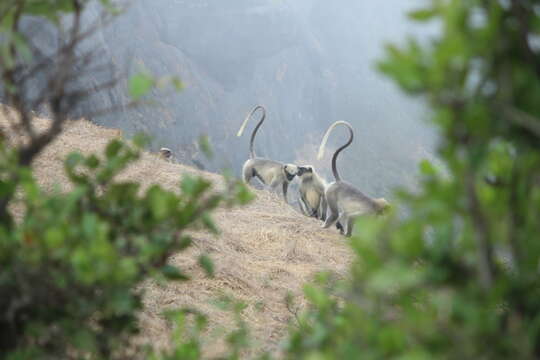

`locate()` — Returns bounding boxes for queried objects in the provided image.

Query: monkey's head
[159,147,173,160]
[283,164,299,182]
[297,165,314,178]
[375,198,390,214]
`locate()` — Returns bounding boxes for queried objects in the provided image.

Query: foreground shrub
[0,135,252,358]
[0,1,257,358]
[283,1,540,359]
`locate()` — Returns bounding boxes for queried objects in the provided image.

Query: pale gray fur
[317,121,389,236]
[159,147,174,162]
[323,181,389,236]
[297,165,327,221]
[238,105,299,202]
[242,159,298,202]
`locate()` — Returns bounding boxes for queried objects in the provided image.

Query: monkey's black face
[285,172,295,181]
[283,165,299,181]
[160,148,172,159]
[297,166,313,176]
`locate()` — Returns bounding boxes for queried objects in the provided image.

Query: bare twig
[502,106,540,140]
[508,163,522,273]
[64,77,122,101]
[0,0,141,221]
[465,169,495,290]
[16,9,114,85]
[285,294,301,326]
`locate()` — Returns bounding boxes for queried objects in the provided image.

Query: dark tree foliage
[284,1,540,359]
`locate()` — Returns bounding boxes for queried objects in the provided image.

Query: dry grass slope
[2,109,353,357]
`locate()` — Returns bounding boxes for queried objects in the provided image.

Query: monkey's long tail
[317,121,354,181]
[237,105,266,159]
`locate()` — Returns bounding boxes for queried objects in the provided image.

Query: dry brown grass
[1,108,353,357]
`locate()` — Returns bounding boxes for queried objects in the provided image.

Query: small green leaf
[161,265,190,281]
[65,152,85,170]
[45,227,64,248]
[82,214,99,240]
[132,133,150,148]
[147,186,169,220]
[198,255,214,277]
[85,155,100,169]
[171,76,184,91]
[177,236,193,250]
[129,72,154,100]
[201,213,219,234]
[181,176,211,197]
[419,159,436,176]
[408,8,437,22]
[236,183,255,205]
[198,135,213,159]
[72,328,97,352]
[105,140,123,159]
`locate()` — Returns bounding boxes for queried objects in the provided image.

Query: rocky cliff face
[63,1,333,171]
[20,0,435,195]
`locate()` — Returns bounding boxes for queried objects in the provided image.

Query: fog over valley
[22,0,438,197]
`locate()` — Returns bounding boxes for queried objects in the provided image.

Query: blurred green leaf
[408,8,437,22]
[105,139,123,159]
[147,186,169,220]
[161,265,190,281]
[128,72,154,100]
[198,135,213,159]
[198,255,214,277]
[171,76,184,91]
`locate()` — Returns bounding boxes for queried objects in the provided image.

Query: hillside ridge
[3,110,352,356]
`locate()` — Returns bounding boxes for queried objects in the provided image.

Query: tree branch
[507,163,523,273]
[510,0,540,79]
[465,169,495,290]
[502,106,540,140]
[0,0,135,220]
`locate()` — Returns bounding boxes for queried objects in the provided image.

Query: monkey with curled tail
[317,121,389,237]
[237,105,299,203]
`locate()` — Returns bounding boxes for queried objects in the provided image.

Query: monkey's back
[242,157,290,185]
[326,181,378,215]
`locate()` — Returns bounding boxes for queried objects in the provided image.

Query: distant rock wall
[17,0,436,195]
[67,1,333,171]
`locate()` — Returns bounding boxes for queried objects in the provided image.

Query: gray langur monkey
[317,121,389,237]
[159,147,174,162]
[237,105,299,202]
[296,165,327,221]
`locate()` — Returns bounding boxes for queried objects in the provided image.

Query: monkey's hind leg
[322,208,338,229]
[335,221,344,233]
[345,216,355,237]
[336,213,348,235]
[300,194,316,217]
[319,196,327,221]
[322,212,338,229]
[322,192,339,228]
[298,196,309,215]
[242,162,254,184]
[267,176,288,203]
[282,181,290,203]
